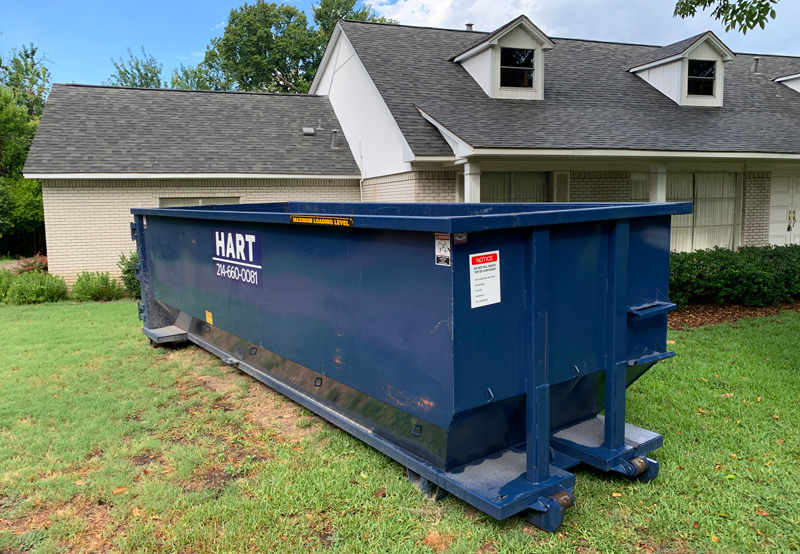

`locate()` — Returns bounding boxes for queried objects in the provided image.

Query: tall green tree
[0,87,42,249]
[0,87,35,179]
[0,43,51,117]
[674,0,779,33]
[205,1,318,93]
[313,0,392,45]
[103,47,164,88]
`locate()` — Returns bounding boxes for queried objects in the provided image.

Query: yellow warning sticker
[205,311,213,325]
[290,215,353,227]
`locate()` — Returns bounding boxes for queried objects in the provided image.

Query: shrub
[12,253,47,274]
[0,268,15,302]
[117,251,141,299]
[70,272,125,302]
[669,245,800,308]
[6,271,68,304]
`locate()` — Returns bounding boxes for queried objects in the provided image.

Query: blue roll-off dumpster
[131,201,691,531]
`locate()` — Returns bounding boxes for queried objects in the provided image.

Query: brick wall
[42,178,360,285]
[741,172,771,247]
[569,171,632,202]
[362,171,457,202]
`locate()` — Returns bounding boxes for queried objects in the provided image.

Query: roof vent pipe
[465,23,473,31]
[331,129,339,149]
[316,118,323,130]
[751,56,760,73]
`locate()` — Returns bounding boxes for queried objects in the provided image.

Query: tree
[674,0,779,33]
[205,1,319,93]
[199,0,394,94]
[0,43,51,117]
[313,0,393,44]
[103,47,164,88]
[0,87,35,179]
[170,61,233,91]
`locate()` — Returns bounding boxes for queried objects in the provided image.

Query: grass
[0,302,798,553]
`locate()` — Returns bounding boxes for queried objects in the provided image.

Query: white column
[464,161,481,203]
[649,163,666,203]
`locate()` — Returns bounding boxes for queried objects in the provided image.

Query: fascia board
[629,54,683,73]
[23,173,362,180]
[415,108,475,158]
[466,148,800,161]
[775,73,800,82]
[309,24,343,94]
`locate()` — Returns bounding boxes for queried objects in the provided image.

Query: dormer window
[628,31,734,108]
[500,48,534,88]
[452,15,554,101]
[688,60,715,95]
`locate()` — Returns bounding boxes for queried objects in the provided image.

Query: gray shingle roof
[339,20,800,156]
[24,84,360,175]
[626,32,709,69]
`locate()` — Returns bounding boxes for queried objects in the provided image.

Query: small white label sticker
[435,233,451,266]
[469,250,501,308]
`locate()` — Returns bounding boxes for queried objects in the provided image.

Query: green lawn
[0,302,797,553]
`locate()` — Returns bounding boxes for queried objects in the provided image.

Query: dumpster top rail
[132,201,693,233]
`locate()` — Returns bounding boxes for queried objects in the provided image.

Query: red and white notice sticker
[469,250,501,308]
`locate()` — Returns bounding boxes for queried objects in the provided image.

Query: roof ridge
[56,83,325,97]
[339,18,489,35]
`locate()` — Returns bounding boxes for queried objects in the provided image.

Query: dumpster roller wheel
[523,489,575,532]
[634,457,659,484]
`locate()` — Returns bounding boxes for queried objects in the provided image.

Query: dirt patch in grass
[0,497,118,553]
[419,530,452,553]
[130,451,162,466]
[185,362,321,442]
[669,301,800,329]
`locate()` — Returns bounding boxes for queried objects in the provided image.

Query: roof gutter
[23,173,363,180]
[466,148,800,161]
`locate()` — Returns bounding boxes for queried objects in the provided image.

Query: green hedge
[5,271,68,304]
[117,251,140,299]
[70,272,125,302]
[669,245,800,308]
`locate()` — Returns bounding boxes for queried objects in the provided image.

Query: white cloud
[371,0,800,55]
[212,20,226,31]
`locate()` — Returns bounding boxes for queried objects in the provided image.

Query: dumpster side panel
[451,228,529,412]
[145,216,457,428]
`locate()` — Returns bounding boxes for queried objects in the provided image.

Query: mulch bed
[668,300,800,329]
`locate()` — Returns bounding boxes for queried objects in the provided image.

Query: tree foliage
[207,1,319,93]
[0,45,48,251]
[103,47,164,88]
[674,0,779,33]
[0,43,51,117]
[313,0,393,44]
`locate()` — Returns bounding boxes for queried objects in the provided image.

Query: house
[24,16,800,284]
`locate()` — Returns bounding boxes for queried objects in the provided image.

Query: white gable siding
[637,60,682,104]
[315,33,412,179]
[461,48,492,97]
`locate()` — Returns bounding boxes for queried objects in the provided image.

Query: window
[500,48,534,88]
[481,172,549,202]
[666,173,738,252]
[688,60,715,96]
[159,197,239,208]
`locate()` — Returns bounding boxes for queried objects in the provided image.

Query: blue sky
[2,0,798,87]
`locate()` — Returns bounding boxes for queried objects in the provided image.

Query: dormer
[452,15,555,101]
[629,31,735,107]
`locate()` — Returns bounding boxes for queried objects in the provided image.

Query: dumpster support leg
[604,220,629,451]
[526,227,551,484]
